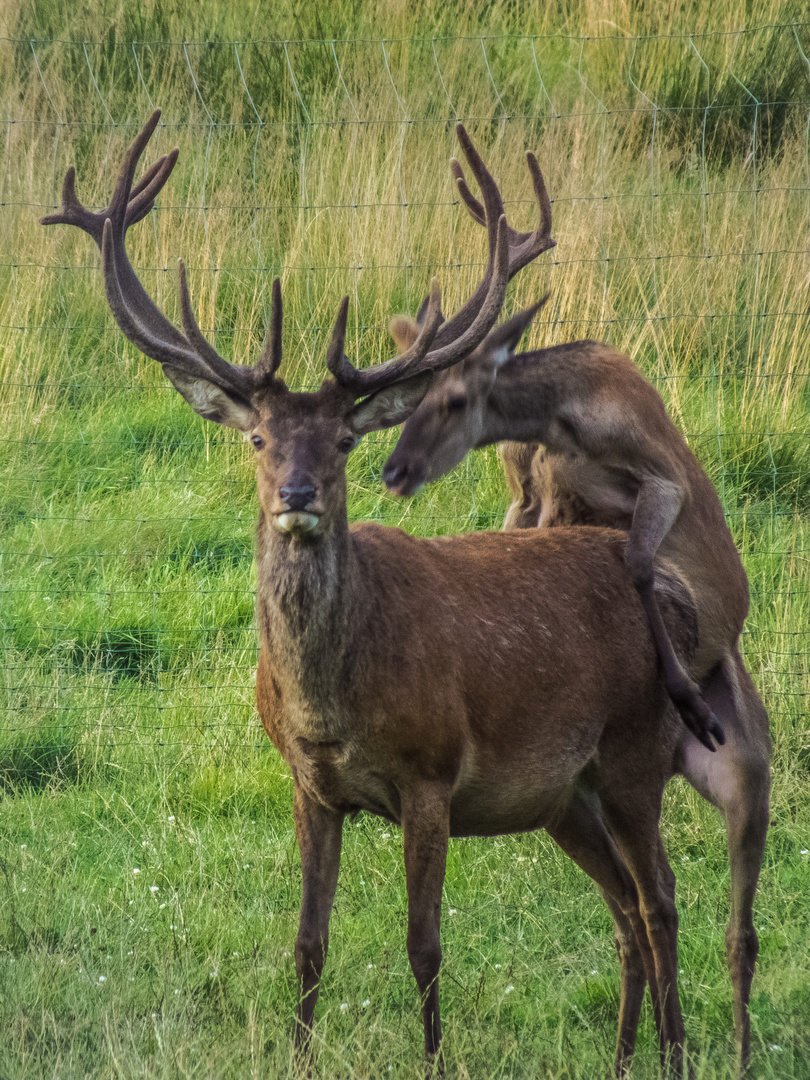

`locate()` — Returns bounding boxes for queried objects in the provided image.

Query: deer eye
[251,434,265,450]
[339,435,356,454]
[447,394,467,413]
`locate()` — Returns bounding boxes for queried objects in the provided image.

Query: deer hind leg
[548,791,662,1077]
[498,441,544,530]
[626,476,724,753]
[596,782,686,1078]
[679,653,770,1074]
[401,784,452,1073]
[293,785,345,1059]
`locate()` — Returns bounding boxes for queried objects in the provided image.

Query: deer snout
[383,456,425,497]
[273,481,321,535]
[279,484,317,512]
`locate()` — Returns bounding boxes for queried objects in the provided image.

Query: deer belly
[447,745,592,837]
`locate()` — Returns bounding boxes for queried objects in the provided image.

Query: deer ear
[346,372,433,436]
[388,315,421,354]
[484,296,549,366]
[163,366,257,430]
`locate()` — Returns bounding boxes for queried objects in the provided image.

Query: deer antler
[327,125,553,398]
[41,110,264,403]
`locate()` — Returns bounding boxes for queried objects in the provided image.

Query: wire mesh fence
[1,27,809,784]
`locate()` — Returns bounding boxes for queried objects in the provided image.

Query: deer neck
[255,508,365,731]
[483,362,561,446]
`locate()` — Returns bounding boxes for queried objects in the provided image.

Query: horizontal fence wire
[1,27,809,780]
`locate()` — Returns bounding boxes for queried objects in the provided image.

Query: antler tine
[450,132,556,285]
[125,149,180,228]
[334,211,511,397]
[254,278,284,380]
[328,280,444,395]
[325,296,353,384]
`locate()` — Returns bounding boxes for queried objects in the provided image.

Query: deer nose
[382,460,409,490]
[279,485,316,511]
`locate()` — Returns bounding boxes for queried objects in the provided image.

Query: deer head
[42,111,521,539]
[383,297,549,495]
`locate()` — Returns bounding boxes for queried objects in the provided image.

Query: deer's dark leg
[547,792,653,1077]
[597,783,685,1078]
[679,654,770,1074]
[293,784,345,1060]
[626,476,724,752]
[401,784,451,1073]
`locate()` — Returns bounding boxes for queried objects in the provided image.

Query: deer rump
[258,526,695,838]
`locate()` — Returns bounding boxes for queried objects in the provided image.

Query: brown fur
[45,113,703,1077]
[387,335,771,1072]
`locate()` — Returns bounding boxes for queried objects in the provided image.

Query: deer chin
[273,511,321,535]
[388,479,425,498]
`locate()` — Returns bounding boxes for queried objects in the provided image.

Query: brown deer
[382,143,771,1073]
[43,111,700,1077]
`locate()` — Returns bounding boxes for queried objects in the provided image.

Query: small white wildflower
[448,908,457,916]
[170,925,176,930]
[127,950,134,956]
[517,856,526,862]
[800,849,809,856]
[381,832,390,839]
[532,857,537,863]
[768,1045,783,1053]
[174,988,180,995]
[494,963,501,969]
[132,868,141,876]
[150,885,159,894]
[98,975,106,983]
[142,841,149,848]
[151,1012,156,1019]
[590,970,598,976]
[368,962,374,969]
[21,887,26,893]
[129,977,135,982]
[243,864,250,869]
[159,903,166,909]
[168,816,175,824]
[360,879,365,885]
[505,985,514,994]
[233,952,239,958]
[210,967,219,979]
[681,855,690,862]
[340,1002,349,1013]
[362,998,371,1009]
[20,844,27,850]
[128,900,134,905]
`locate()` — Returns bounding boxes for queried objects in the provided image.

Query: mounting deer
[43,111,702,1077]
[382,135,771,1072]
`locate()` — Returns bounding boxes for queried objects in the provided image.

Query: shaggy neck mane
[256,511,364,711]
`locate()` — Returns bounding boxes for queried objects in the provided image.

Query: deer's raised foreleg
[402,784,451,1073]
[293,784,345,1058]
[626,476,724,752]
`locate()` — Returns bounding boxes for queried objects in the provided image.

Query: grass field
[1,2,810,1077]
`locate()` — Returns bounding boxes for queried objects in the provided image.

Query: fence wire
[1,27,809,782]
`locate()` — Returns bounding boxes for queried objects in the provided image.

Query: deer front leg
[402,784,451,1073]
[293,783,345,1060]
[626,475,724,752]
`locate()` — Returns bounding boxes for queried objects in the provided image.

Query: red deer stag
[44,111,698,1077]
[382,138,771,1074]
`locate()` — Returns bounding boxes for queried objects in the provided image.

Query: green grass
[1,1,809,1076]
